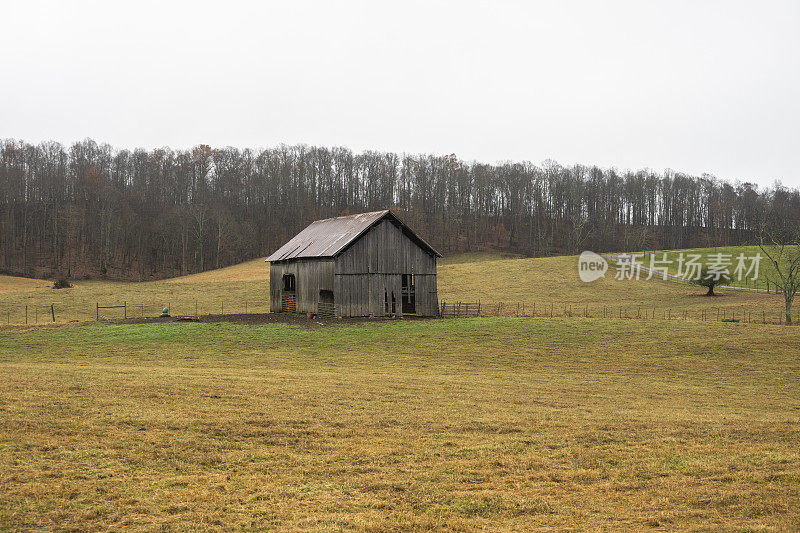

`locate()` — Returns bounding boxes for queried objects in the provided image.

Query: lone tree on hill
[758,230,800,325]
[691,264,731,296]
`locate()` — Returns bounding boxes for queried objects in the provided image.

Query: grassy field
[0,318,798,530]
[633,246,778,289]
[0,259,271,324]
[0,250,790,324]
[438,254,787,321]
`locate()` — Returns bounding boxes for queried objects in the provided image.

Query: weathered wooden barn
[266,210,441,317]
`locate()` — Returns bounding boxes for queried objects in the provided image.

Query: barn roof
[266,210,441,262]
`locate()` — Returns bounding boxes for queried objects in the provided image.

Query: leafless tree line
[0,138,797,280]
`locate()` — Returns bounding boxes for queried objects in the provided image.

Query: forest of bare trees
[0,138,797,280]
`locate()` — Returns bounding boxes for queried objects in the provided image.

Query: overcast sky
[2,0,798,187]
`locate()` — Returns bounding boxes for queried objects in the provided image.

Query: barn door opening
[281,274,296,312]
[318,290,334,317]
[401,274,416,314]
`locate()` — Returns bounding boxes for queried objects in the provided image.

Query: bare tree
[188,204,208,272]
[758,230,800,325]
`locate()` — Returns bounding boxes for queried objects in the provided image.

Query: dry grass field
[635,246,779,288]
[0,259,272,323]
[438,254,787,320]
[0,251,789,324]
[0,318,798,530]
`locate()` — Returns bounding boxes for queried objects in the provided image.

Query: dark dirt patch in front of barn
[111,312,437,329]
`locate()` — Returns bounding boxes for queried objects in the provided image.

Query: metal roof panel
[265,210,441,262]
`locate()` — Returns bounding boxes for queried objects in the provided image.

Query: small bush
[53,278,72,289]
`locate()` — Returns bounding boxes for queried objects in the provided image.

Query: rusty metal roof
[266,210,441,262]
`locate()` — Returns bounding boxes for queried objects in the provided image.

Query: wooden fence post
[51,304,55,322]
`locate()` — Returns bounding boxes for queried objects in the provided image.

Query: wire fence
[441,300,799,325]
[1,299,797,326]
[0,299,271,325]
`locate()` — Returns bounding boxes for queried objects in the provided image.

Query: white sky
[1,0,798,187]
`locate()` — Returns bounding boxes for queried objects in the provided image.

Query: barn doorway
[281,274,296,312]
[318,290,335,317]
[401,274,416,314]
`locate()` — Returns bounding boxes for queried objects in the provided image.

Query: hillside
[634,246,779,288]
[4,138,793,281]
[0,250,788,324]
[438,253,786,318]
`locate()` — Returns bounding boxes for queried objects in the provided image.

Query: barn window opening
[401,274,416,314]
[282,274,296,292]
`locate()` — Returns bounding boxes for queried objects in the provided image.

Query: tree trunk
[786,296,792,325]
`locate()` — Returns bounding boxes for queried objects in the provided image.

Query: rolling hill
[0,249,789,324]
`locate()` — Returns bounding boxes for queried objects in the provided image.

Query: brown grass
[1,318,799,530]
[439,254,787,319]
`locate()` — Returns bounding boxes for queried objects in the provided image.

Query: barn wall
[334,219,438,317]
[269,259,334,314]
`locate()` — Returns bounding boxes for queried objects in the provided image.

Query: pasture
[0,250,790,324]
[634,246,779,289]
[1,318,799,530]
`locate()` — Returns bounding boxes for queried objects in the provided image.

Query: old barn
[266,210,441,317]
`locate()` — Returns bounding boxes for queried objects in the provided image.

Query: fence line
[441,300,799,325]
[0,299,271,325]
[0,299,797,326]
